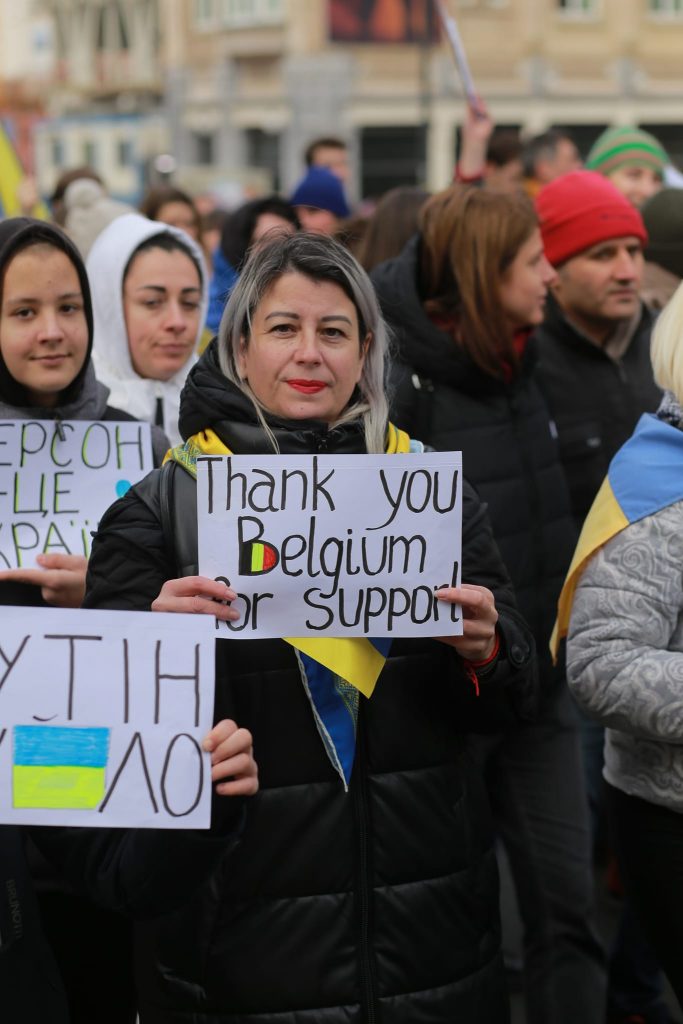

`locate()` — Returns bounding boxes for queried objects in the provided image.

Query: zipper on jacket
[351,707,379,1024]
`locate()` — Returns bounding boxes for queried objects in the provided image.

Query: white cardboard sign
[197,452,463,639]
[0,607,215,828]
[0,419,154,569]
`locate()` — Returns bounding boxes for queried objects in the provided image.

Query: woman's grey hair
[217,231,389,453]
[651,280,683,405]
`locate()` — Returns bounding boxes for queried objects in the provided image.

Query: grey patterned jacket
[566,499,683,813]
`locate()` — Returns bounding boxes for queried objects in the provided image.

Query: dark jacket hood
[0,217,94,408]
[372,235,535,396]
[178,340,366,455]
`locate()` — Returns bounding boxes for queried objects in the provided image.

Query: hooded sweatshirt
[0,218,168,601]
[87,213,208,447]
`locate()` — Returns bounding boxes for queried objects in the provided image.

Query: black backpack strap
[137,461,199,577]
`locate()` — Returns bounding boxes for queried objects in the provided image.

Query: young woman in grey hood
[0,217,168,610]
[87,212,208,447]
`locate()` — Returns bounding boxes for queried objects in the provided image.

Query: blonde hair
[217,232,389,453]
[650,281,683,404]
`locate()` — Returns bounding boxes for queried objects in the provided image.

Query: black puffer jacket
[371,238,577,673]
[533,295,660,528]
[83,344,536,1024]
[1,810,244,1024]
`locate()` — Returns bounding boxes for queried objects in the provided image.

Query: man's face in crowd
[538,138,582,184]
[311,145,351,184]
[550,236,644,341]
[295,206,339,236]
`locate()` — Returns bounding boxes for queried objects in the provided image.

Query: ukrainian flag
[13,725,110,809]
[551,413,683,661]
[0,120,49,219]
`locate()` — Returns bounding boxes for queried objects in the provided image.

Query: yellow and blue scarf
[165,422,411,786]
[551,413,683,661]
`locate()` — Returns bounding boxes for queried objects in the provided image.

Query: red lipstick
[288,380,328,394]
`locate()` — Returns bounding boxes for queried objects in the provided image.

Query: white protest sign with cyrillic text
[0,419,154,569]
[0,607,215,828]
[197,452,463,639]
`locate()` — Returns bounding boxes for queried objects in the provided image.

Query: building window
[218,0,285,29]
[83,140,98,167]
[360,126,426,200]
[648,0,683,15]
[557,0,599,15]
[193,0,215,28]
[245,127,280,191]
[51,137,64,168]
[194,132,215,166]
[117,139,134,167]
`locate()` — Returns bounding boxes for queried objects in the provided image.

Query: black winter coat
[532,295,660,528]
[83,345,536,1024]
[371,238,577,672]
[1,811,244,1024]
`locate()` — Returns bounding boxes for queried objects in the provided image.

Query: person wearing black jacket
[1,718,257,1024]
[0,217,168,1022]
[534,171,668,1024]
[371,185,605,1024]
[83,232,536,1024]
[533,170,661,530]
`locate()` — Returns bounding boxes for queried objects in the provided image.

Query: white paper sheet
[0,419,154,569]
[197,452,463,640]
[0,607,215,828]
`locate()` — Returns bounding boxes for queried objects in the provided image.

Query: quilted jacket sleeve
[567,500,683,743]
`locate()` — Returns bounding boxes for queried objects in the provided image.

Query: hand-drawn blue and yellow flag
[13,725,110,809]
[551,413,683,660]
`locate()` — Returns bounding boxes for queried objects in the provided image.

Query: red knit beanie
[536,170,648,267]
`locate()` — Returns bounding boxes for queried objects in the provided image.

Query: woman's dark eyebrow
[264,311,352,324]
[6,290,82,303]
[135,284,201,294]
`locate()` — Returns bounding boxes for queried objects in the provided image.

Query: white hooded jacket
[87,213,208,447]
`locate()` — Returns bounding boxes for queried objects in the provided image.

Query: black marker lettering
[160,734,204,817]
[99,732,159,814]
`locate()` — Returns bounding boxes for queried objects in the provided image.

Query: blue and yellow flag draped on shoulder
[551,413,683,661]
[164,422,412,787]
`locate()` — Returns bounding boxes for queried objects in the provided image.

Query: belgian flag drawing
[13,725,110,809]
[239,538,279,575]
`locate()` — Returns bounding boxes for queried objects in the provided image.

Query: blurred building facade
[7,0,683,204]
[167,0,683,201]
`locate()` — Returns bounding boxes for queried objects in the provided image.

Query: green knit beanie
[586,126,669,177]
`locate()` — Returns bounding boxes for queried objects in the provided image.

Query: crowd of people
[2,112,683,1024]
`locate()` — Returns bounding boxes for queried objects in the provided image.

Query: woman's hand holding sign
[0,553,88,607]
[152,576,241,623]
[435,583,498,662]
[203,719,258,797]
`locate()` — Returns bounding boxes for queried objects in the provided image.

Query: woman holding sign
[0,216,168,1024]
[372,186,605,1023]
[84,231,535,1024]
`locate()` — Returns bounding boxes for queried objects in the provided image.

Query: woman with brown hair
[356,185,429,272]
[371,184,607,1024]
